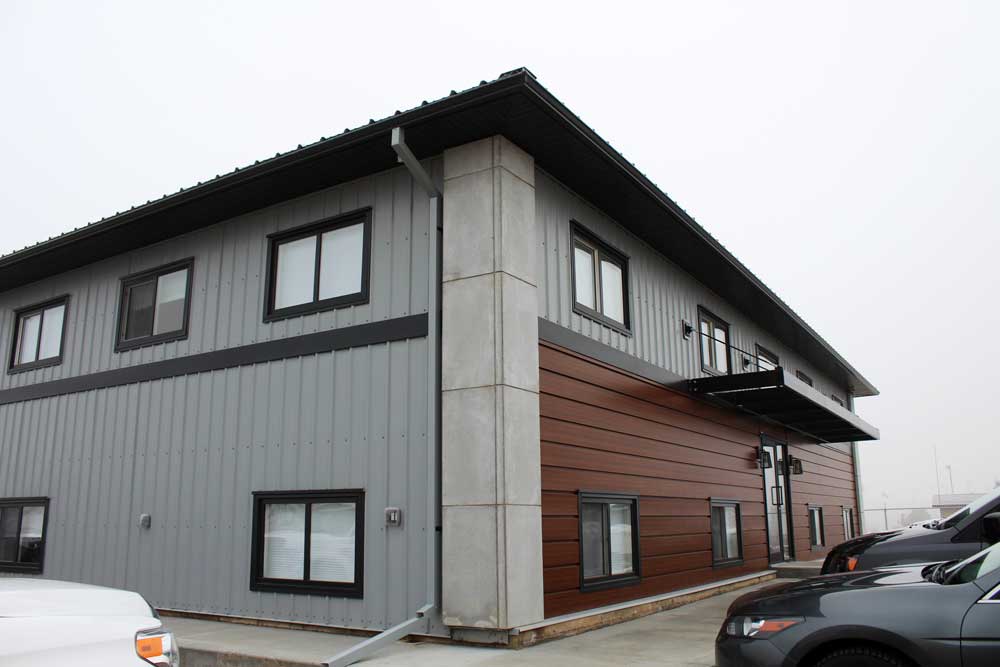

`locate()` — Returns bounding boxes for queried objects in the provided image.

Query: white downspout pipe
[322,127,441,667]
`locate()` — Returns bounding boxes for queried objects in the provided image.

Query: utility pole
[933,445,942,498]
[946,465,955,494]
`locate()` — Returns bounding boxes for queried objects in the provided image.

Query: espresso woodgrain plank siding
[540,341,773,617]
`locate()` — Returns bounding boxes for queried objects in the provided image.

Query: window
[808,506,825,547]
[579,492,640,589]
[796,370,814,386]
[756,344,778,372]
[0,498,48,573]
[9,297,67,372]
[250,489,364,597]
[842,507,855,540]
[264,209,371,321]
[698,308,730,375]
[116,259,193,352]
[711,500,744,566]
[571,224,630,331]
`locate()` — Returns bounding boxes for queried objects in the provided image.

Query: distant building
[933,493,983,516]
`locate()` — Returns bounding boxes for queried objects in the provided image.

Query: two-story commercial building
[0,68,878,651]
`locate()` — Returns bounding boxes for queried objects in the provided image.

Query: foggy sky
[3,2,998,519]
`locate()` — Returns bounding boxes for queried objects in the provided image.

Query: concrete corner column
[440,136,543,632]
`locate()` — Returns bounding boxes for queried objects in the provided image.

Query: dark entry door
[761,436,794,563]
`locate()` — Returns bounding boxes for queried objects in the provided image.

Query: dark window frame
[710,498,745,567]
[796,370,814,387]
[8,296,69,374]
[755,344,779,372]
[698,307,731,376]
[115,258,195,353]
[808,505,825,547]
[577,490,641,592]
[842,506,855,540]
[0,497,50,574]
[570,222,631,334]
[250,488,365,598]
[263,208,372,323]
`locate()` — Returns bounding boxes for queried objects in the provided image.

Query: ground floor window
[809,506,825,547]
[250,489,364,597]
[842,507,855,540]
[579,492,640,590]
[711,500,743,566]
[0,498,48,573]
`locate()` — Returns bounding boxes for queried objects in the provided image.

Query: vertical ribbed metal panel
[0,161,437,391]
[535,169,847,399]
[0,160,440,633]
[0,341,431,631]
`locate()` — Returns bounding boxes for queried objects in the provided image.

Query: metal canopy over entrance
[688,368,880,443]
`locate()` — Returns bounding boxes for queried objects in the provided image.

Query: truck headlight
[136,626,179,667]
[724,616,803,639]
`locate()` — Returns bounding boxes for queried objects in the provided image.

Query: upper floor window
[0,498,48,573]
[116,259,193,352]
[756,344,778,372]
[264,209,371,322]
[9,297,67,372]
[571,224,629,331]
[579,492,640,590]
[796,370,814,387]
[698,308,730,375]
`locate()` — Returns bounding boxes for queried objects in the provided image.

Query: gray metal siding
[0,161,439,391]
[536,168,850,403]
[0,341,431,630]
[0,161,441,632]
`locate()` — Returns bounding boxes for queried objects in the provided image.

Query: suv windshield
[938,488,1000,530]
[945,542,1000,585]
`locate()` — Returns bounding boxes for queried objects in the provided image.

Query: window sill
[700,365,730,377]
[264,293,369,323]
[572,305,631,337]
[580,574,641,593]
[250,579,363,598]
[8,357,62,375]
[0,562,43,574]
[115,329,188,353]
[712,558,745,570]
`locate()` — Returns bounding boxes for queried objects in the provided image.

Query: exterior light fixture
[757,447,773,470]
[682,320,694,339]
[790,457,804,475]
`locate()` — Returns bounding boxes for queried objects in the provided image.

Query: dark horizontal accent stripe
[537,317,685,387]
[0,314,427,406]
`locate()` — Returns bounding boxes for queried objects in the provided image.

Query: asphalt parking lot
[176,580,779,666]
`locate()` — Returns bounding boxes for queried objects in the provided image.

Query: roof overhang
[688,368,879,443]
[0,68,878,398]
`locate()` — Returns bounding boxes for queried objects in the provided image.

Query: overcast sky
[3,2,998,519]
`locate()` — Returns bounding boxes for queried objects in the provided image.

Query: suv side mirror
[983,512,1000,544]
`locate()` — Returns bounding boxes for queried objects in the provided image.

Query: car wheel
[811,645,913,667]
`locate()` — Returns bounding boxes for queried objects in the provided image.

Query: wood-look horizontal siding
[539,341,857,617]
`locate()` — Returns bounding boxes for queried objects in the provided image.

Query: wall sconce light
[757,447,773,470]
[742,355,752,369]
[789,457,804,475]
[682,320,694,339]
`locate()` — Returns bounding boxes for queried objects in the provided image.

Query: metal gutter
[321,127,442,667]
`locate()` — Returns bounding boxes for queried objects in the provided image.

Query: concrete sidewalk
[173,580,782,667]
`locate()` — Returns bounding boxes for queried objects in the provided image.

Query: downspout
[322,127,442,667]
[848,393,865,534]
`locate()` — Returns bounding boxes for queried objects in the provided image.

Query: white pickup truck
[0,578,179,666]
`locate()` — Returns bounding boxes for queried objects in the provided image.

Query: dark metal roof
[0,67,878,398]
[688,368,879,443]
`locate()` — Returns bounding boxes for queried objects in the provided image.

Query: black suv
[823,488,1000,574]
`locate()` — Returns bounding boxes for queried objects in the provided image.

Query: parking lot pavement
[175,580,782,666]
